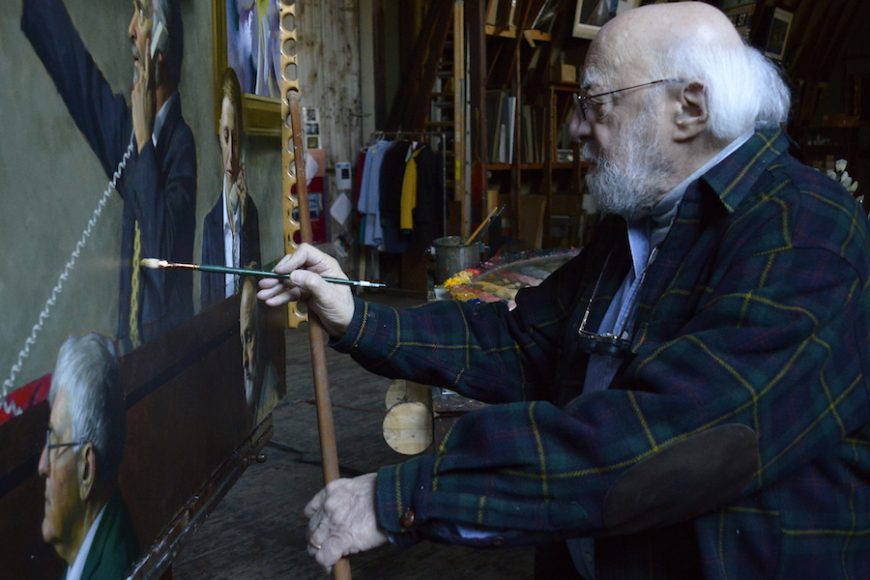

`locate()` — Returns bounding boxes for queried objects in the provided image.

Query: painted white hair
[151,0,183,87]
[50,333,125,493]
[654,40,791,141]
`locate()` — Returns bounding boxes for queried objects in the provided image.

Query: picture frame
[573,0,641,39]
[763,7,793,61]
[211,0,282,137]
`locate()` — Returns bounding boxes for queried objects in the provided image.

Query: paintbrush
[139,258,386,288]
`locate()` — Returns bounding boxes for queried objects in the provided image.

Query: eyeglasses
[44,428,87,468]
[572,79,678,122]
[576,249,649,359]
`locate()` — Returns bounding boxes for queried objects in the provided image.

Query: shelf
[485,25,518,38]
[476,2,588,250]
[522,29,552,47]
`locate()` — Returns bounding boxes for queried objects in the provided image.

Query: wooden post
[280,4,351,580]
[454,0,469,238]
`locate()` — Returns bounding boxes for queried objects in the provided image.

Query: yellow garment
[400,147,423,231]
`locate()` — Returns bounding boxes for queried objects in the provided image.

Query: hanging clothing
[358,139,391,247]
[380,140,413,253]
[400,145,423,232]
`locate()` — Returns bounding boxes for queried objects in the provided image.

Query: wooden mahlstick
[279,4,351,579]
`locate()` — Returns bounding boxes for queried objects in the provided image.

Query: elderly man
[22,0,196,352]
[39,334,138,579]
[259,3,870,578]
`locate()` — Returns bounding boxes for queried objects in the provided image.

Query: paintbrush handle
[194,263,384,288]
[195,263,288,279]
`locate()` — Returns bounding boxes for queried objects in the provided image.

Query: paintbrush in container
[139,258,386,288]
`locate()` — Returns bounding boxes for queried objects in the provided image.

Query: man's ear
[78,443,97,501]
[673,81,709,142]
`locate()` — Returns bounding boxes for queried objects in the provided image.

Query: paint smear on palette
[446,248,580,309]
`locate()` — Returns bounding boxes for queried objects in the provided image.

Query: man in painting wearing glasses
[260,2,870,578]
[39,334,138,579]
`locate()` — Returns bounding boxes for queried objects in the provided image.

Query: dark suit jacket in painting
[200,194,262,309]
[23,0,196,351]
[79,491,139,580]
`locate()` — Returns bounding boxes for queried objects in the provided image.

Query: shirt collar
[151,92,178,148]
[625,130,755,271]
[66,503,107,580]
[222,177,241,231]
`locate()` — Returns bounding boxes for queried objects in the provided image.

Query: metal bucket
[432,236,482,284]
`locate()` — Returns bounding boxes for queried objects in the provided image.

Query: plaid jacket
[333,130,870,579]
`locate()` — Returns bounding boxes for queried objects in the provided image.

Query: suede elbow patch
[603,424,759,535]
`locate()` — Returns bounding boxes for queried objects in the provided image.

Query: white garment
[222,176,242,298]
[65,503,107,580]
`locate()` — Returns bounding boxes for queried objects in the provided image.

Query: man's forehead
[49,389,71,432]
[134,0,153,14]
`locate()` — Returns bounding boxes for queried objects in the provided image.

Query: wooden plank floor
[172,296,535,579]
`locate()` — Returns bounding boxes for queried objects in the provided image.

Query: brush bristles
[140,258,169,269]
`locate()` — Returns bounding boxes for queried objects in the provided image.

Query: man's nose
[570,111,591,142]
[38,445,49,477]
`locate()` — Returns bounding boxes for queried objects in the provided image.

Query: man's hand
[236,166,248,225]
[257,244,355,339]
[304,473,388,572]
[132,38,155,153]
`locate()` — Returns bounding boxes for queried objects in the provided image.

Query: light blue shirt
[151,92,177,147]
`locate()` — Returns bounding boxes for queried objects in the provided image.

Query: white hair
[654,40,791,141]
[50,333,125,493]
[150,0,183,87]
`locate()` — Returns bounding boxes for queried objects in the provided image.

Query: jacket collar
[700,128,791,214]
[153,92,181,152]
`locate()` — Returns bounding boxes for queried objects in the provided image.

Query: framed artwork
[573,0,641,39]
[763,7,793,61]
[212,0,282,137]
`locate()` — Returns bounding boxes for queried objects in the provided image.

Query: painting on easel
[1,0,288,577]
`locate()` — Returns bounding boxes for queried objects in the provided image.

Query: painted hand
[236,166,248,225]
[132,37,155,153]
[256,244,355,338]
[304,473,388,572]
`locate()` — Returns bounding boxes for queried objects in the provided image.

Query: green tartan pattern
[333,130,870,578]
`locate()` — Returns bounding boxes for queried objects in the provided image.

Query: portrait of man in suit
[240,277,279,425]
[39,333,138,579]
[201,67,262,310]
[22,0,197,352]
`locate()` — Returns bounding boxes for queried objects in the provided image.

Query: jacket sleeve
[22,0,132,179]
[332,249,591,405]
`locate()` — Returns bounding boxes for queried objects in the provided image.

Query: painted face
[128,0,154,82]
[37,390,84,559]
[239,283,258,407]
[220,95,240,180]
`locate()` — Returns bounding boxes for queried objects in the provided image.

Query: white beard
[583,104,673,220]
